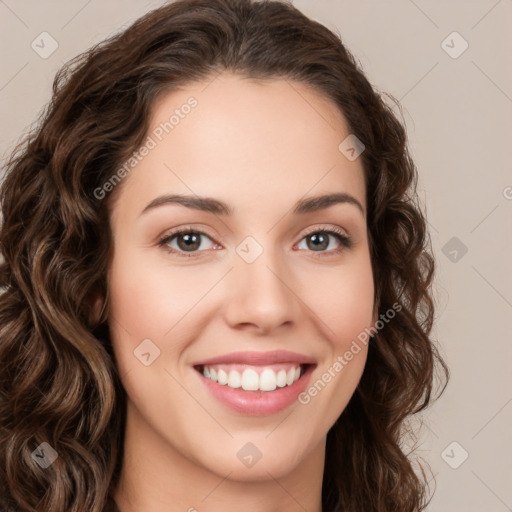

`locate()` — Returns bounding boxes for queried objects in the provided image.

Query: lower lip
[195,365,315,416]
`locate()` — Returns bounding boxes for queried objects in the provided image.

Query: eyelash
[157,225,353,259]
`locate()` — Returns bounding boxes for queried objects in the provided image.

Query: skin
[107,72,376,512]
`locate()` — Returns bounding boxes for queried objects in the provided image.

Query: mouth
[193,363,313,392]
[192,353,317,416]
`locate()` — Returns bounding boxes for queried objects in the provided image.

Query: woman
[0,0,449,510]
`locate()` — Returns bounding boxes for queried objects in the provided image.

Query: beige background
[1,1,511,510]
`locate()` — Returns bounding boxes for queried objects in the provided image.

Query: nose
[222,248,302,335]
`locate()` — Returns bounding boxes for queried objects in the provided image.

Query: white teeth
[227,370,241,388]
[217,369,228,385]
[241,368,259,391]
[259,369,277,391]
[276,369,287,387]
[201,365,303,392]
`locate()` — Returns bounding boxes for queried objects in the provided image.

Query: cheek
[303,256,375,344]
[293,257,374,422]
[107,249,171,378]
[108,248,214,340]
[106,245,226,393]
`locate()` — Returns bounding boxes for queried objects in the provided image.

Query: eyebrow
[140,192,365,217]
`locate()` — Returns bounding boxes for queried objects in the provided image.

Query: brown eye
[305,232,330,251]
[175,232,202,252]
[297,229,352,254]
[159,229,217,257]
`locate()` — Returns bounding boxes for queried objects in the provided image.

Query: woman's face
[107,73,376,483]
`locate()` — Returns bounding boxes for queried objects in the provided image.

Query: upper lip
[193,350,317,367]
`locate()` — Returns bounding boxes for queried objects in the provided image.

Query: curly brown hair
[0,0,449,510]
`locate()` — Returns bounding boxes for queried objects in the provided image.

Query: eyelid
[299,223,349,239]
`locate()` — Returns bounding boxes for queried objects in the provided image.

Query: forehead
[111,73,366,219]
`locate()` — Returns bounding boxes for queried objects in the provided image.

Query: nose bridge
[223,235,300,333]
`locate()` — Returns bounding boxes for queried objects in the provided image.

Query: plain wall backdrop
[1,1,511,510]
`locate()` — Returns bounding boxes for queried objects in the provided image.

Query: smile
[197,363,305,392]
[192,354,316,416]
